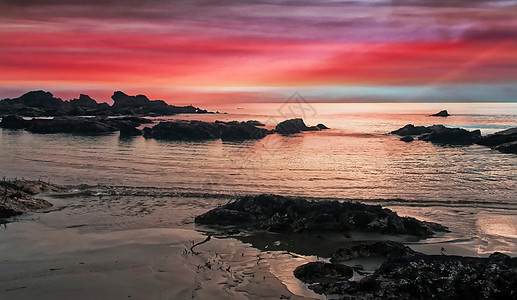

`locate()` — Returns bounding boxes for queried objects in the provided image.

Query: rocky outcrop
[419,126,481,145]
[330,241,421,263]
[0,90,211,117]
[143,120,271,141]
[430,110,450,117]
[494,140,517,154]
[1,115,152,135]
[391,124,432,136]
[294,262,353,284]
[0,115,27,129]
[25,117,119,134]
[220,123,269,141]
[0,179,63,219]
[195,194,447,238]
[143,121,222,141]
[476,127,517,147]
[392,125,517,154]
[119,124,142,137]
[275,118,329,134]
[306,251,517,299]
[392,124,480,145]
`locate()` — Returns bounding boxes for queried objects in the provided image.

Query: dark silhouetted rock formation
[294,262,353,284]
[430,110,450,117]
[393,124,517,154]
[1,115,152,135]
[306,250,517,299]
[275,118,329,134]
[0,90,211,117]
[119,124,142,137]
[476,128,517,147]
[392,124,480,145]
[195,194,447,237]
[143,120,271,141]
[0,115,27,129]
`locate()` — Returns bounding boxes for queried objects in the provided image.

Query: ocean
[1,102,517,256]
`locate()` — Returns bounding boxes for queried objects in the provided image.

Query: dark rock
[311,253,517,299]
[430,110,450,117]
[330,241,421,263]
[143,121,221,141]
[221,123,270,141]
[119,124,142,137]
[110,91,208,115]
[275,119,329,134]
[392,124,480,145]
[400,136,414,142]
[420,126,481,145]
[26,117,118,134]
[195,194,447,238]
[0,179,62,218]
[0,90,212,117]
[391,124,432,136]
[245,120,265,126]
[476,127,517,147]
[0,115,27,129]
[275,118,308,134]
[494,140,517,154]
[294,262,353,284]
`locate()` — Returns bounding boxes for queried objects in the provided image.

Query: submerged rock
[309,251,517,299]
[0,179,63,218]
[294,262,353,284]
[430,110,450,117]
[195,194,447,238]
[330,241,421,263]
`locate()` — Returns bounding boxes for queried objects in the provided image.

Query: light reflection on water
[0,103,516,255]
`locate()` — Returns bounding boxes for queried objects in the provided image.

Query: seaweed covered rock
[310,252,517,299]
[195,194,447,238]
[330,241,421,263]
[294,262,353,284]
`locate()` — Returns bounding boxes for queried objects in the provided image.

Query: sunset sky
[1,0,517,104]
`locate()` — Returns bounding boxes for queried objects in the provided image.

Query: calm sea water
[1,102,516,255]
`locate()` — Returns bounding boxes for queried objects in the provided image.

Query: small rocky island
[0,179,63,220]
[392,124,517,154]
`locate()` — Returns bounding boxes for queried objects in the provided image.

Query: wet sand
[0,222,321,299]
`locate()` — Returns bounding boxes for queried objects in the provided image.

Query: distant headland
[0,90,211,117]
